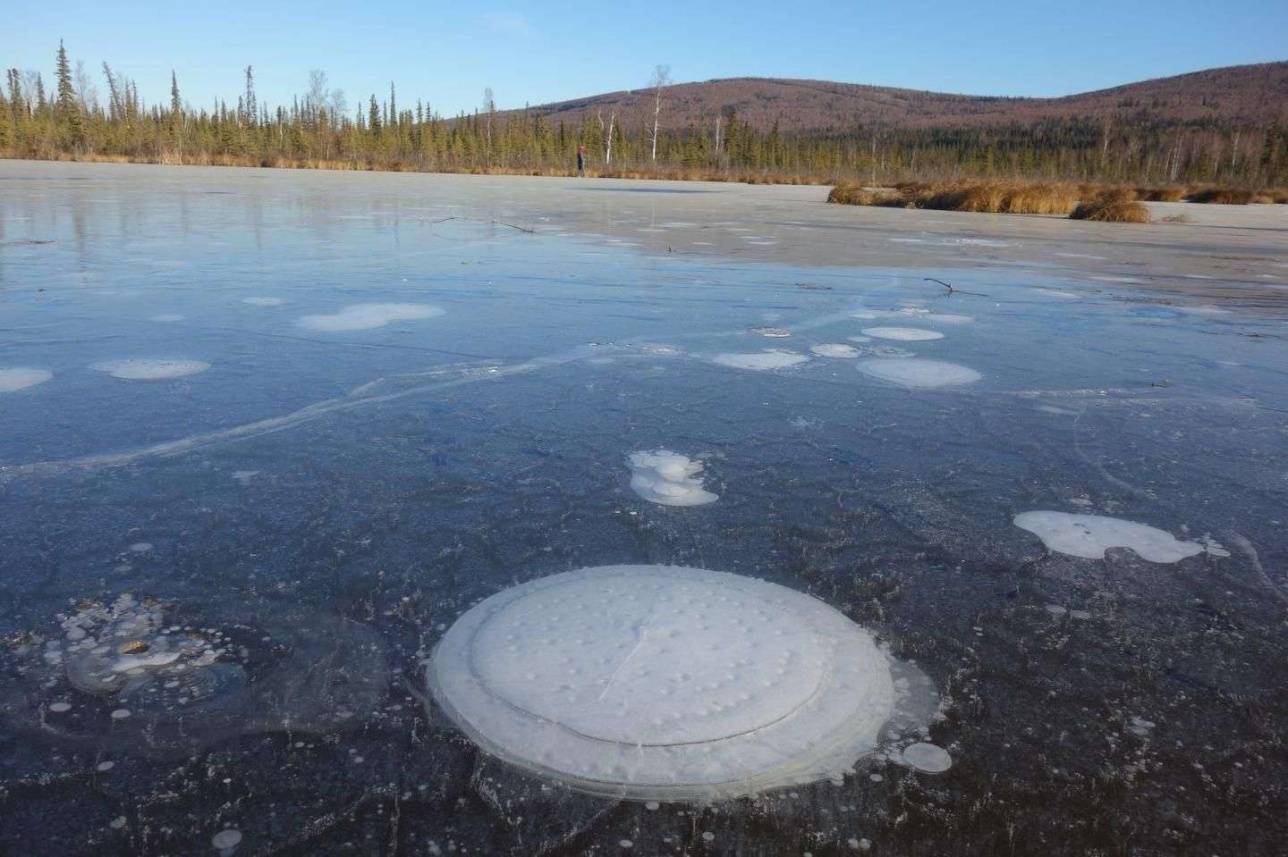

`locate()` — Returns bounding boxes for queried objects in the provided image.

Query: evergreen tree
[55,40,84,146]
[243,66,256,126]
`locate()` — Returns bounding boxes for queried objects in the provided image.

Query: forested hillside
[3,44,1285,187]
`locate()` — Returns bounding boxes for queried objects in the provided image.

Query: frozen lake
[2,161,1287,855]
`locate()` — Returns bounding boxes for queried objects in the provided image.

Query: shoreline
[3,159,1286,315]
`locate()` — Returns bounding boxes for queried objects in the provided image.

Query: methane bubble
[627,450,718,506]
[861,327,945,342]
[0,594,389,755]
[900,742,953,773]
[713,350,809,371]
[91,359,210,380]
[1013,511,1205,563]
[810,343,860,358]
[857,358,981,388]
[427,565,937,801]
[0,368,53,393]
[296,303,444,331]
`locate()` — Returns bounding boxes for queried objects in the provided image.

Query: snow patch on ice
[627,451,718,507]
[1013,511,1203,563]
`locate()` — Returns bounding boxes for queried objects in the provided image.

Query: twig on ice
[924,277,989,297]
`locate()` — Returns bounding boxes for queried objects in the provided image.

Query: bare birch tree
[73,61,97,112]
[647,64,670,163]
[306,70,328,124]
[597,108,616,166]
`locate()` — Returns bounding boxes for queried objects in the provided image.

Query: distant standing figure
[577,144,587,177]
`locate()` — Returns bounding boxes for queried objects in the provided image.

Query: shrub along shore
[826,180,1287,223]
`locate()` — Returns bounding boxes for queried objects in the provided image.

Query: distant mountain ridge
[518,62,1288,132]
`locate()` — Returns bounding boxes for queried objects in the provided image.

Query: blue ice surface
[1,163,1287,854]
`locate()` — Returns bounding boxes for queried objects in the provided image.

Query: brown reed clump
[859,180,1080,214]
[1186,188,1255,204]
[1136,186,1186,202]
[827,182,905,206]
[1070,188,1151,223]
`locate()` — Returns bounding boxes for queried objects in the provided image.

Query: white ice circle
[427,565,897,800]
[900,742,953,773]
[857,358,981,389]
[0,368,53,393]
[860,327,945,342]
[91,359,210,381]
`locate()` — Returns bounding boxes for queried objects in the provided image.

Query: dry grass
[828,180,1080,215]
[827,183,904,206]
[1250,188,1288,204]
[1070,188,1151,223]
[1136,186,1186,202]
[1185,187,1256,204]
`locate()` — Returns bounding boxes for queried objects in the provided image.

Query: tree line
[3,43,1285,188]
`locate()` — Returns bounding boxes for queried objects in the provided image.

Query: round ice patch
[0,368,53,393]
[91,359,210,381]
[857,358,981,389]
[860,327,945,342]
[427,565,898,800]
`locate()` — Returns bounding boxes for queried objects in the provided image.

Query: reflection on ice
[296,302,444,332]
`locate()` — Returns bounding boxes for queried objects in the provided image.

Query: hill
[521,62,1288,132]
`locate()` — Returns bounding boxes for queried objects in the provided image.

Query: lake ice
[1,161,1286,856]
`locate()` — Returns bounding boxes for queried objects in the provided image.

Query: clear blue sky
[7,1,1287,116]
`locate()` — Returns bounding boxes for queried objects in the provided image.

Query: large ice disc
[427,565,898,800]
